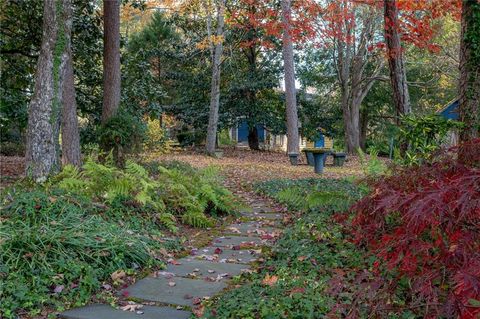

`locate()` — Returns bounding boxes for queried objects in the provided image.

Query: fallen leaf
[53,285,64,293]
[102,284,112,290]
[167,258,182,265]
[262,274,278,286]
[192,305,205,318]
[111,270,126,281]
[120,303,143,312]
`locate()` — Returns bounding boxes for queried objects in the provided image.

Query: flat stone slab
[240,212,283,220]
[164,259,249,278]
[212,235,265,247]
[123,276,227,306]
[60,304,190,319]
[225,222,281,236]
[192,246,260,264]
[251,206,276,213]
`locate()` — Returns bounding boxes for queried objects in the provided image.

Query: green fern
[52,159,235,231]
[156,212,178,232]
[182,211,213,228]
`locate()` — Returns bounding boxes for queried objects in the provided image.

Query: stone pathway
[60,200,284,319]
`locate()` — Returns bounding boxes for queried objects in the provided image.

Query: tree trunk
[343,99,361,154]
[384,0,411,124]
[335,6,380,155]
[458,0,480,145]
[248,126,260,150]
[61,0,81,167]
[281,0,300,156]
[360,106,369,150]
[101,0,121,124]
[25,0,70,182]
[206,0,226,155]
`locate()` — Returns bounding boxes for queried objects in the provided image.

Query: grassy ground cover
[201,178,368,318]
[0,159,237,318]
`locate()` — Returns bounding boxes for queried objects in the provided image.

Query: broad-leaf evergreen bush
[395,114,462,165]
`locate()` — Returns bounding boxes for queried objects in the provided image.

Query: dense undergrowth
[202,178,367,318]
[203,140,480,319]
[0,159,236,318]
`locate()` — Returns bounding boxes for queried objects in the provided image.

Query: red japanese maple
[351,139,480,318]
[226,0,320,48]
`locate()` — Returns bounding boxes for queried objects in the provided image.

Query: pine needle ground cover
[0,160,237,318]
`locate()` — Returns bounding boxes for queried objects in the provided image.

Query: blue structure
[439,99,459,120]
[314,134,325,147]
[237,119,265,142]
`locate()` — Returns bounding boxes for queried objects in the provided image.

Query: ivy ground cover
[201,178,368,318]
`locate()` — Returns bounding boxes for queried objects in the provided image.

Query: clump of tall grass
[0,190,160,318]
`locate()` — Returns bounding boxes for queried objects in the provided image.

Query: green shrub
[218,129,235,146]
[97,111,146,166]
[144,118,171,153]
[396,114,462,165]
[0,141,25,156]
[357,148,388,177]
[0,191,161,318]
[176,130,205,147]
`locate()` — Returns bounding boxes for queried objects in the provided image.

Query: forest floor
[0,148,366,189]
[153,147,365,190]
[0,148,365,319]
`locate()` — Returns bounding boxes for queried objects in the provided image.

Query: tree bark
[61,0,81,167]
[101,0,121,124]
[25,0,70,182]
[206,0,226,155]
[458,0,480,145]
[360,106,369,150]
[342,99,361,154]
[248,126,260,150]
[281,0,300,156]
[384,0,411,124]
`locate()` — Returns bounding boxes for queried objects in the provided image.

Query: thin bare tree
[281,0,300,156]
[206,0,226,155]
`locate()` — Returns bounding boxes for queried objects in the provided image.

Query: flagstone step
[192,246,260,264]
[212,235,266,247]
[122,276,227,306]
[240,211,283,220]
[225,221,281,236]
[164,258,249,278]
[59,304,190,319]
